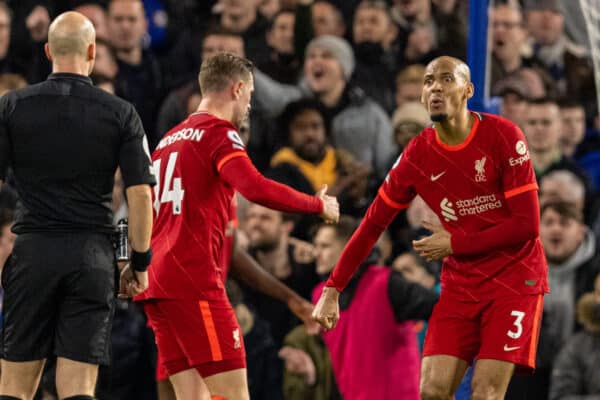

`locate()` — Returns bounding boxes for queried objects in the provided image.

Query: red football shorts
[423,292,543,373]
[144,298,246,379]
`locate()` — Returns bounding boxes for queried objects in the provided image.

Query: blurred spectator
[269,99,371,217]
[523,0,595,107]
[108,0,164,149]
[227,279,283,400]
[156,27,243,135]
[241,203,319,347]
[311,216,438,400]
[253,35,395,181]
[390,0,466,63]
[522,97,591,187]
[351,0,398,114]
[489,2,528,86]
[96,301,158,400]
[493,68,547,126]
[92,37,119,80]
[549,275,600,400]
[539,170,586,212]
[392,250,438,351]
[0,72,27,96]
[311,0,345,38]
[218,0,270,65]
[559,98,587,158]
[74,2,109,40]
[0,2,28,78]
[510,201,600,400]
[257,8,301,84]
[391,101,430,151]
[395,64,425,109]
[280,325,342,400]
[259,0,281,20]
[560,0,590,51]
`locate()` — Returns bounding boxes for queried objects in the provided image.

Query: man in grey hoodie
[506,200,600,400]
[252,35,395,181]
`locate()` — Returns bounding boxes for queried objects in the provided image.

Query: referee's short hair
[198,52,253,94]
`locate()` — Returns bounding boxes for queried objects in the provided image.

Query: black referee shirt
[0,73,156,234]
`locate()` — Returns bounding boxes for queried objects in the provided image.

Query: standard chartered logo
[440,198,457,222]
[440,194,503,221]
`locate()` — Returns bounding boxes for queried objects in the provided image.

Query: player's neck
[435,109,473,146]
[196,98,234,124]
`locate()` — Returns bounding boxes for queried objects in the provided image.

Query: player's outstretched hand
[316,184,339,224]
[412,221,453,261]
[312,286,340,330]
[118,264,149,298]
[288,295,320,335]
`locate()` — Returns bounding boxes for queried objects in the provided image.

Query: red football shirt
[138,112,252,300]
[380,112,548,301]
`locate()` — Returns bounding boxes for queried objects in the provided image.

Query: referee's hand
[118,264,149,298]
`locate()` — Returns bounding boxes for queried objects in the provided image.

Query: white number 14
[153,152,185,215]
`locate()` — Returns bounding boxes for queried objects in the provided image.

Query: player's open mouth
[494,39,505,49]
[430,99,444,107]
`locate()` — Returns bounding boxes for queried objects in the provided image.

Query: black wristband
[130,249,152,272]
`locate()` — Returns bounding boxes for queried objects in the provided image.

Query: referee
[0,12,155,400]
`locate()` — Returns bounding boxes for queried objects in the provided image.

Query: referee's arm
[127,185,152,253]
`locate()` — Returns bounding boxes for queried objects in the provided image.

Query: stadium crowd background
[0,0,599,399]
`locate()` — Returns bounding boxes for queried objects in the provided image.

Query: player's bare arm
[230,243,319,333]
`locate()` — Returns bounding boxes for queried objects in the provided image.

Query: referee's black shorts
[1,232,117,365]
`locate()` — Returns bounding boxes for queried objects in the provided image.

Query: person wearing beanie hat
[305,35,355,81]
[252,34,395,181]
[391,101,431,150]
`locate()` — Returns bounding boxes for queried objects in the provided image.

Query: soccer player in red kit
[313,56,548,400]
[136,53,339,400]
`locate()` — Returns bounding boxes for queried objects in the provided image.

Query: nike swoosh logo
[430,171,446,181]
[503,345,520,352]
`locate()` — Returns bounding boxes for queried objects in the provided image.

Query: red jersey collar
[434,111,482,151]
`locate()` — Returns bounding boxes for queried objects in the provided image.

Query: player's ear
[44,43,52,62]
[465,82,474,100]
[232,81,243,100]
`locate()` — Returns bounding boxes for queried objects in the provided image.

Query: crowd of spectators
[0,0,599,399]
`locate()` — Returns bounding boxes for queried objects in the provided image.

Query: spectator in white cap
[253,35,395,181]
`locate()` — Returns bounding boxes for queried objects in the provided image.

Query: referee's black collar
[48,73,93,86]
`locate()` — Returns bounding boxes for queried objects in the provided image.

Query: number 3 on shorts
[507,310,525,339]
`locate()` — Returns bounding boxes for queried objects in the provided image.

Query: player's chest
[412,149,505,222]
[415,147,501,188]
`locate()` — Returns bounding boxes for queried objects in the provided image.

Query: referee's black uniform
[0,73,155,365]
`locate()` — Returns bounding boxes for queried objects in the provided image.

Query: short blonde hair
[199,52,253,94]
